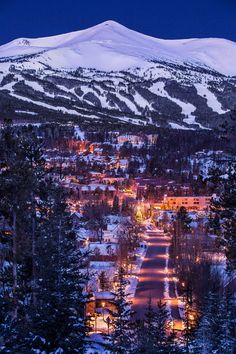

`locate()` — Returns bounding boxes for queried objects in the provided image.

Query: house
[118,159,129,170]
[79,184,117,201]
[117,134,143,146]
[117,134,158,146]
[146,134,158,145]
[88,242,118,257]
[71,211,83,228]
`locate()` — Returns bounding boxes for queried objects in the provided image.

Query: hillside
[0,20,235,129]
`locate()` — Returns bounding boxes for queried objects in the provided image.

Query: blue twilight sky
[0,0,236,45]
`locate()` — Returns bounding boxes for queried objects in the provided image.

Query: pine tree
[112,195,120,213]
[139,298,157,353]
[176,206,192,234]
[192,289,235,354]
[28,185,88,353]
[220,165,236,272]
[210,163,236,272]
[99,270,110,291]
[121,199,129,214]
[134,299,179,354]
[155,299,171,351]
[108,267,133,354]
[0,126,89,353]
[0,125,46,344]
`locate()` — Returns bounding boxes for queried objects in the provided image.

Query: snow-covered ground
[126,241,148,300]
[1,21,236,75]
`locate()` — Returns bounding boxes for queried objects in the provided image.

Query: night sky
[1,0,236,45]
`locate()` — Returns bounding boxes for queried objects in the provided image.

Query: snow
[163,244,172,317]
[81,184,116,192]
[90,261,115,270]
[74,126,85,140]
[94,291,115,300]
[195,83,229,114]
[1,20,236,75]
[15,110,38,115]
[88,242,117,256]
[9,93,79,115]
[24,80,46,94]
[150,81,198,123]
[169,122,195,130]
[133,91,152,111]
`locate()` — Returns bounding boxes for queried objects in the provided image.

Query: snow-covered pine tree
[192,311,213,354]
[210,163,236,272]
[219,164,236,272]
[0,125,89,353]
[108,267,134,354]
[215,291,235,353]
[0,124,46,349]
[192,289,235,354]
[23,183,89,353]
[133,297,157,354]
[133,298,180,354]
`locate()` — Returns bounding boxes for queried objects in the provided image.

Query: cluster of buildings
[43,132,216,217]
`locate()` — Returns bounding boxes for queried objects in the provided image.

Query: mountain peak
[0,21,236,75]
[99,20,123,27]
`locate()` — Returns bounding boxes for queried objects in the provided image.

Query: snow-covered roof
[94,291,115,300]
[81,184,116,192]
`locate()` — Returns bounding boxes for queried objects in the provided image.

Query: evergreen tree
[155,299,171,351]
[121,199,130,214]
[176,207,192,234]
[112,195,120,214]
[210,163,236,272]
[134,299,179,354]
[139,298,157,353]
[0,125,45,335]
[108,267,133,354]
[0,126,89,353]
[192,289,235,354]
[99,270,110,291]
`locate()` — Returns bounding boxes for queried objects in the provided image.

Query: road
[133,228,183,330]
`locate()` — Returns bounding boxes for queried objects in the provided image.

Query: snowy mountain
[0,20,236,130]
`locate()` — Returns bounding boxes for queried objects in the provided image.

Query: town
[0,123,236,354]
[1,1,236,352]
[0,122,231,352]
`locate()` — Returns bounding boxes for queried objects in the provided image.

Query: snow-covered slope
[0,21,235,130]
[1,20,236,75]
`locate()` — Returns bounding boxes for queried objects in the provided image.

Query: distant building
[117,134,157,146]
[146,134,158,145]
[162,195,212,211]
[79,183,117,201]
[118,159,129,170]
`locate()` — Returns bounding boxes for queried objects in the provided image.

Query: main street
[133,228,183,330]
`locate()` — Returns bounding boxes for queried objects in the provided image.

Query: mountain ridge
[0,21,235,130]
[1,20,236,75]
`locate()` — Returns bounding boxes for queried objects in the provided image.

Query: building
[162,195,212,211]
[117,134,158,146]
[79,184,117,202]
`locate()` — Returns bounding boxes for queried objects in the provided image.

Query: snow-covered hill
[1,20,236,75]
[0,21,235,129]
